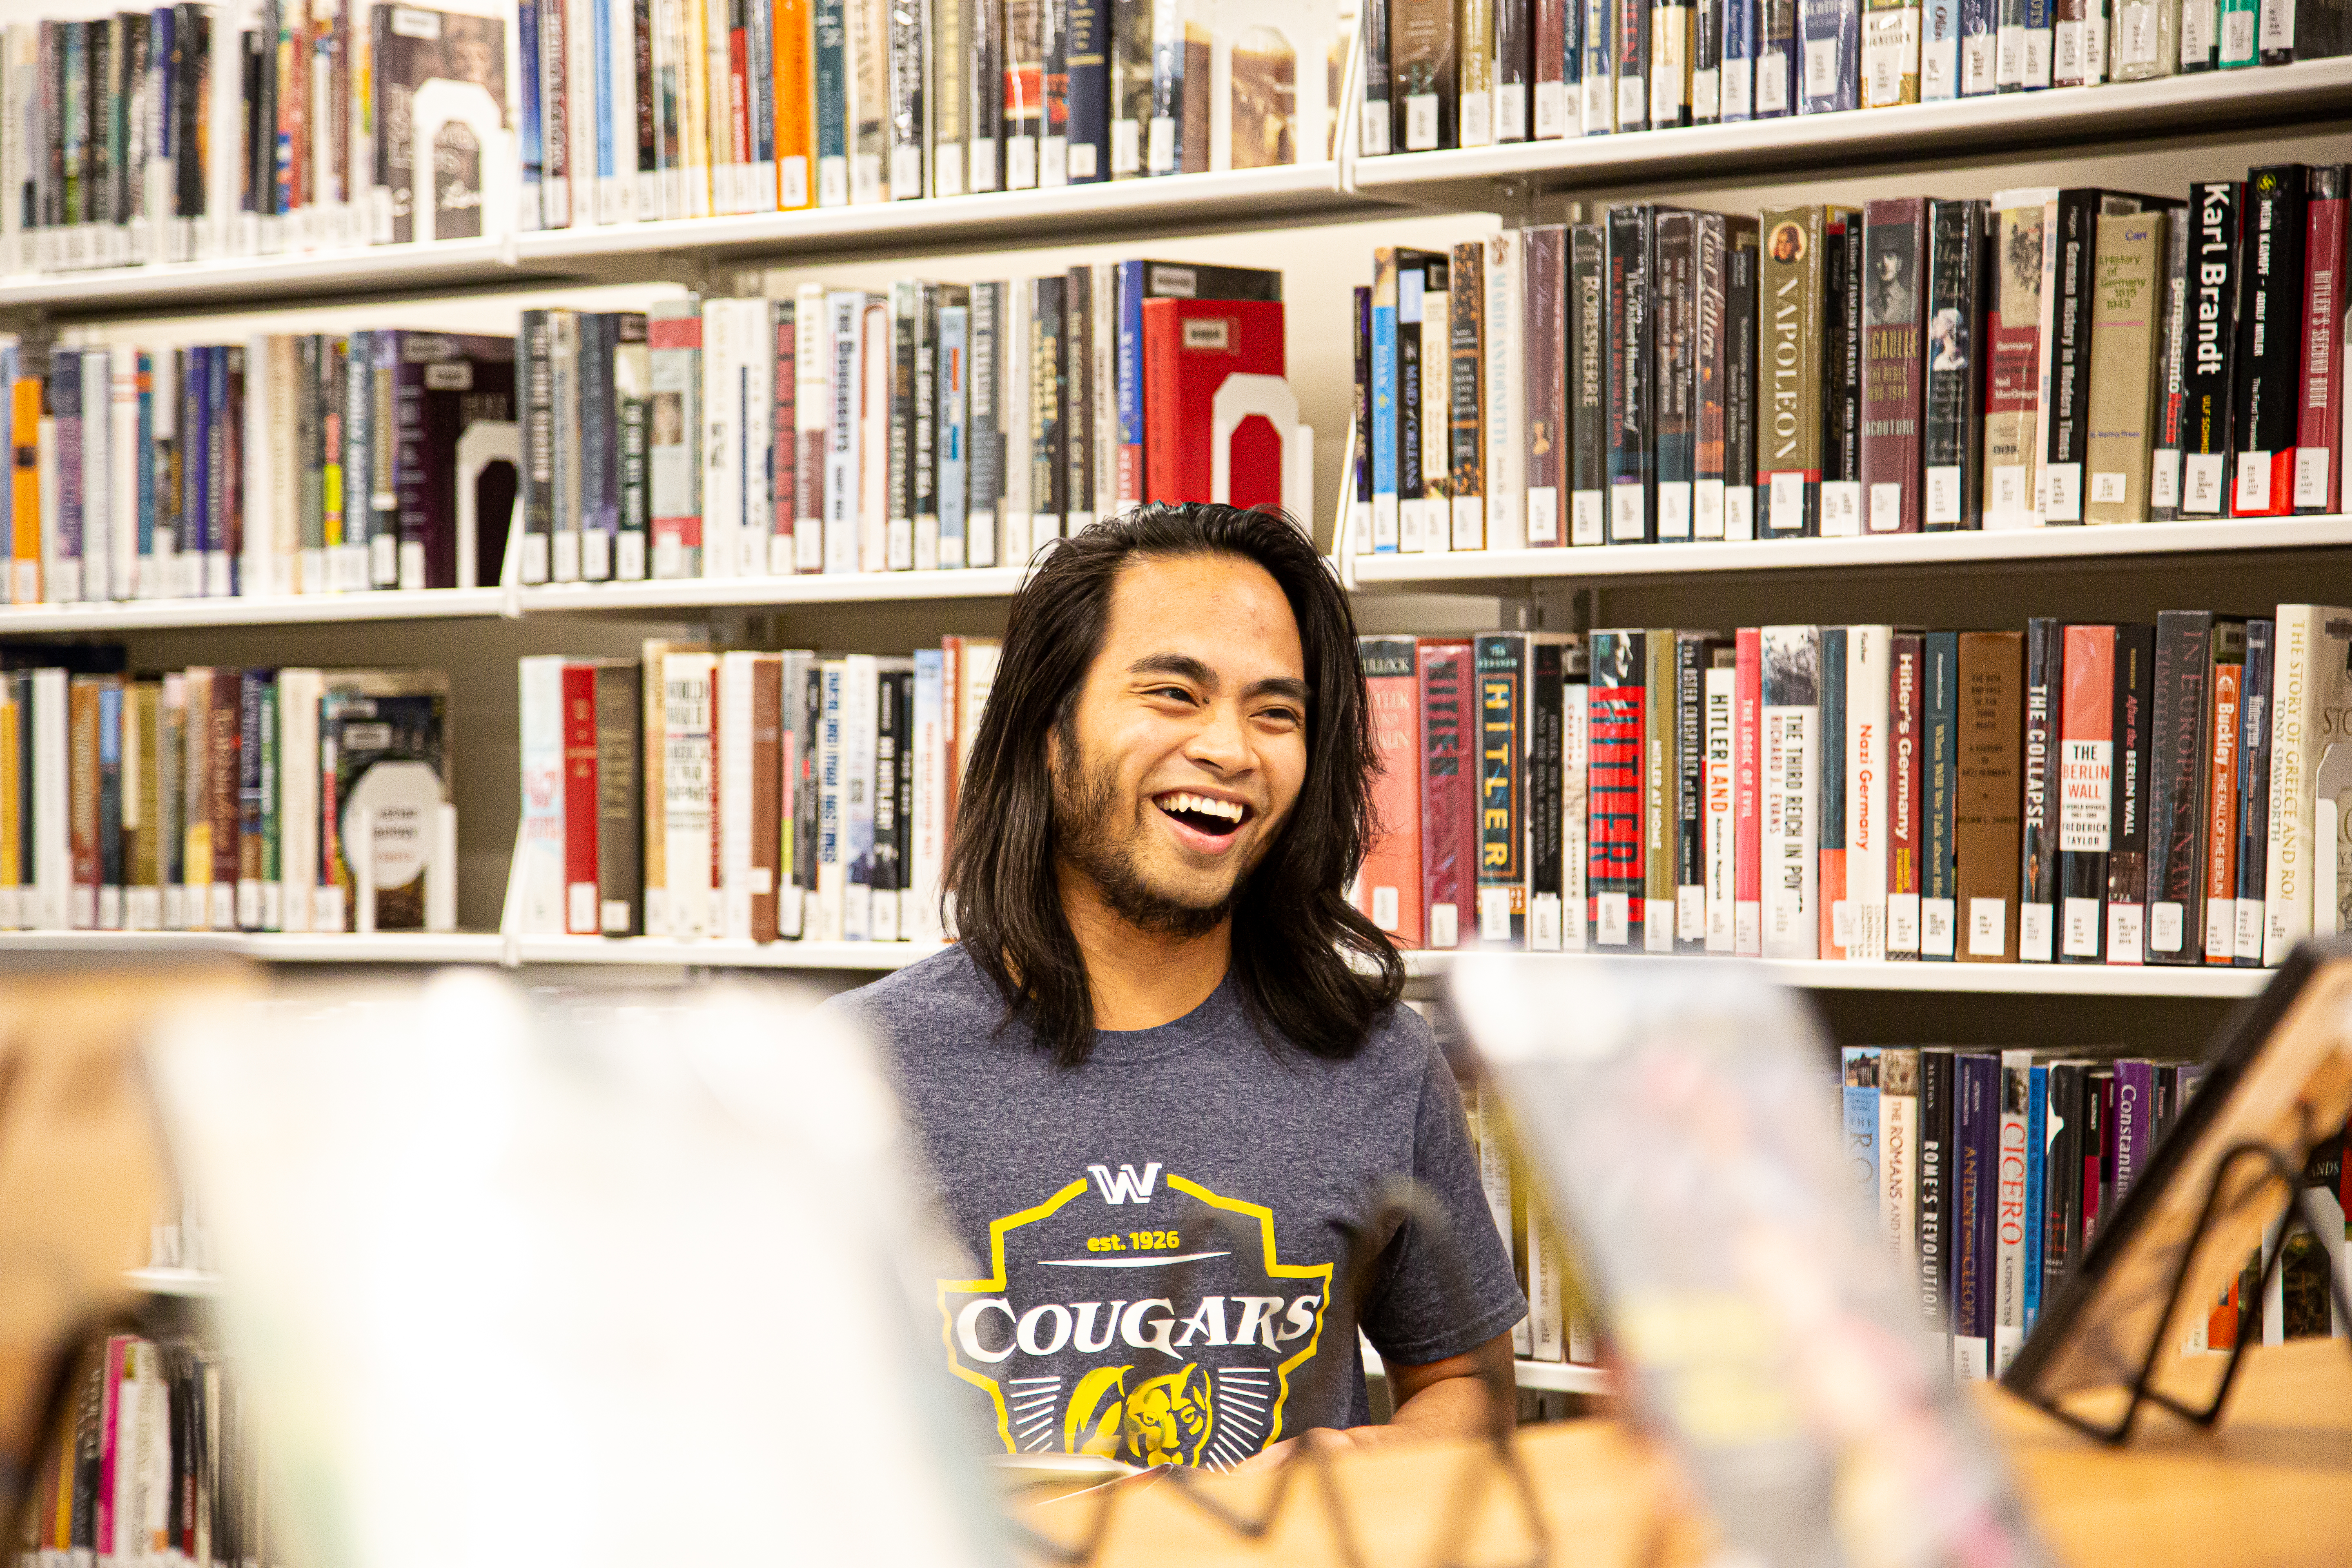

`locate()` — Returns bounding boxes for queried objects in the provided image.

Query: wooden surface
[1014,1339,2352,1567]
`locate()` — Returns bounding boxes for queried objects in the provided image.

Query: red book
[1357,637,1425,947]
[1419,638,1475,950]
[562,662,601,935]
[1734,627,1762,956]
[1860,199,1928,534]
[1586,630,1646,952]
[2058,625,2117,964]
[1890,633,1923,958]
[2298,167,2348,513]
[1141,298,1287,507]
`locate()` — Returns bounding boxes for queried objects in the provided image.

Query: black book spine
[1353,287,1372,526]
[873,669,901,901]
[175,7,203,226]
[518,314,552,577]
[2181,181,2242,515]
[1606,203,1657,543]
[1497,0,1532,139]
[2081,1069,2111,1248]
[1529,637,1566,944]
[1063,265,1091,527]
[1922,198,1986,530]
[2235,617,2274,965]
[1821,211,1863,531]
[2041,191,2102,523]
[1674,635,1708,951]
[2041,1061,2084,1308]
[1400,264,1425,521]
[893,287,917,557]
[2018,616,2060,962]
[2231,165,2310,515]
[913,285,938,554]
[87,20,109,239]
[2103,624,2155,962]
[1569,223,1608,543]
[1030,276,1065,524]
[2149,208,2193,521]
[1618,0,1652,129]
[1655,211,1697,540]
[1724,225,1758,539]
[2143,610,2213,964]
[1362,0,1392,151]
[1066,0,1110,180]
[1917,1047,1954,1336]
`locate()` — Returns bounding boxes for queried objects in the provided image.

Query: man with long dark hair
[840,503,1523,1470]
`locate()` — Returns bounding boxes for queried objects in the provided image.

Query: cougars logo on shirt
[939,1163,1333,1470]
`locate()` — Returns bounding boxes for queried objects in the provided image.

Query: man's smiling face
[1049,552,1310,935]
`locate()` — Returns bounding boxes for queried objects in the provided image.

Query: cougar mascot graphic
[1063,1363,1217,1467]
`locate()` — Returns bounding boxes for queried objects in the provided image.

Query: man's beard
[1051,745,1239,940]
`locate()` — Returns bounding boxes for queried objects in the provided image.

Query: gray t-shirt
[834,946,1526,1470]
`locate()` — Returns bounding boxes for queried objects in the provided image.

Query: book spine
[1586,630,1645,950]
[1984,200,2044,526]
[1587,0,1621,129]
[2180,182,2241,515]
[1800,0,1861,109]
[1618,0,1653,125]
[594,661,641,933]
[1694,216,1728,539]
[1956,632,2022,960]
[1605,205,1655,542]
[2203,628,2245,962]
[889,0,927,194]
[1651,0,1693,127]
[814,0,846,203]
[2038,193,2097,523]
[1644,632,1674,951]
[648,300,704,579]
[2298,167,2347,511]
[1526,228,1568,546]
[2143,610,2212,962]
[1474,633,1526,946]
[1951,1054,1996,1377]
[1536,0,1572,134]
[1357,636,1423,945]
[1654,213,1696,540]
[1486,235,1526,549]
[1861,199,1927,534]
[1449,242,1486,549]
[1725,225,1760,538]
[1758,206,1824,537]
[1059,268,1090,534]
[1704,660,1737,951]
[939,295,969,568]
[562,661,600,934]
[1029,275,1064,543]
[2234,617,2272,964]
[1371,253,1401,550]
[1842,1045,1882,1246]
[1760,623,1820,958]
[2149,205,2193,518]
[616,314,652,581]
[1863,0,1922,100]
[1889,633,1922,957]
[1568,224,1607,544]
[1916,1049,1952,1338]
[2017,616,2059,961]
[796,283,829,569]
[1734,625,1762,953]
[2040,1063,2083,1309]
[2232,166,2308,516]
[2105,622,2155,962]
[1993,1051,2031,1374]
[1675,636,1711,950]
[1819,626,1846,957]
[2057,623,2116,961]
[2083,211,2166,524]
[1821,212,1863,536]
[1420,638,1475,949]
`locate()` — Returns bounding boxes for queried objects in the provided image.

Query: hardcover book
[2082,209,2168,524]
[1421,637,1475,949]
[1956,630,2022,962]
[1569,222,1608,544]
[1860,198,1927,534]
[2143,610,2219,964]
[2018,616,2061,961]
[2103,624,2156,963]
[2057,624,2117,961]
[2202,627,2247,962]
[2234,617,2273,963]
[2230,165,2309,516]
[1822,211,1864,536]
[2180,180,2242,515]
[1726,221,1762,538]
[2297,166,2348,511]
[1606,204,1658,542]
[1757,205,1826,537]
[1588,628,1647,950]
[1922,198,1986,529]
[1760,623,1820,958]
[1525,225,1568,547]
[1982,197,2045,528]
[1654,212,1698,540]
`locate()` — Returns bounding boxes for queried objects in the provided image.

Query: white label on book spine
[1527,487,1561,545]
[2043,461,2082,521]
[2149,900,2184,953]
[1428,901,1459,948]
[1724,57,1753,117]
[1571,490,1605,546]
[1821,481,1862,536]
[1610,481,1647,541]
[1535,82,1570,137]
[1969,897,2007,956]
[1585,76,1614,134]
[1358,104,1392,156]
[2062,895,2102,958]
[2261,0,2294,46]
[1372,494,1399,550]
[1008,136,1039,189]
[1831,899,1855,949]
[1452,495,1484,550]
[2020,902,2053,961]
[2235,450,2272,511]
[2108,902,2144,963]
[1768,470,1805,532]
[1495,83,1527,140]
[1926,465,1961,523]
[1987,463,2029,523]
[1736,902,1762,955]
[2055,19,2086,76]
[2091,470,2129,504]
[2236,894,2264,960]
[1478,885,1513,942]
[1596,891,1630,947]
[1657,481,1693,540]
[1758,48,1791,112]
[1869,481,1903,532]
[1964,33,1997,90]
[1693,67,1720,120]
[2119,0,2159,60]
[1617,75,1646,129]
[1678,886,1705,941]
[1371,884,1399,931]
[2183,452,2226,513]
[1405,96,1440,151]
[1460,91,1493,147]
[2296,448,2332,508]
[1531,893,1563,951]
[2205,895,2236,961]
[1805,36,1839,95]
[2025,28,2053,82]
[1644,899,1675,952]
[1695,479,1725,539]
[2222,7,2256,60]
[1923,896,1956,956]
[1725,485,1756,540]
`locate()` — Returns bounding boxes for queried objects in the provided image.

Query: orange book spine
[774,0,814,207]
[2202,661,2241,964]
[11,378,38,604]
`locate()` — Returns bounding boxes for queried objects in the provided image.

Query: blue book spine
[1722,0,1756,118]
[815,0,849,204]
[1757,0,1800,115]
[1924,630,1959,956]
[1066,0,1110,181]
[1799,0,1860,110]
[1371,269,1399,551]
[2019,0,2051,85]
[205,345,227,594]
[939,304,968,563]
[136,352,154,581]
[1583,0,1615,130]
[2024,1062,2047,1331]
[519,0,544,214]
[1115,259,1144,499]
[1962,0,1998,90]
[1842,1046,1882,1215]
[1922,0,1959,94]
[181,346,203,571]
[593,0,614,188]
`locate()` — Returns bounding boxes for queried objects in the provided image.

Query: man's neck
[1058,869,1232,1032]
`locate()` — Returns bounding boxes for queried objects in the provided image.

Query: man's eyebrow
[1245,676,1312,706]
[1127,653,1217,686]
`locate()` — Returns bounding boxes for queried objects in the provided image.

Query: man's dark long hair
[944,502,1405,1068]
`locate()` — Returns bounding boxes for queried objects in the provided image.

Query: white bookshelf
[0,589,507,635]
[122,1267,224,1298]
[505,936,941,969]
[509,565,1031,615]
[1348,514,2352,590]
[1360,1341,1611,1396]
[1402,950,2267,999]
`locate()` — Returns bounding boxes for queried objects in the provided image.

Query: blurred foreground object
[143,971,999,1568]
[0,960,251,1501]
[1446,956,2049,1568]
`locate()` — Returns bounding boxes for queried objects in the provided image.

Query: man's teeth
[1159,792,1244,822]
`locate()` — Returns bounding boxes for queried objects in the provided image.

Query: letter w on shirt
[1087,1162,1162,1204]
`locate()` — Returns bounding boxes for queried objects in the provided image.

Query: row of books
[13,1335,267,1568]
[514,635,999,940]
[0,332,515,604]
[0,650,455,934]
[512,261,1287,585]
[1352,168,2351,555]
[1838,1047,2345,1379]
[1464,1076,1600,1365]
[1353,608,2352,966]
[1360,0,2350,153]
[2,0,1349,278]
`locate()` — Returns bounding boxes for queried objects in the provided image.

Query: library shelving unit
[0,61,2340,1056]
